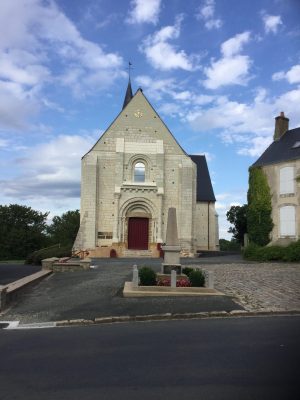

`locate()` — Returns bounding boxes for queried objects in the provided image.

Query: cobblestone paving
[188,263,300,312]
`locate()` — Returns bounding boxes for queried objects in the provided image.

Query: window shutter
[280,206,296,236]
[280,167,294,194]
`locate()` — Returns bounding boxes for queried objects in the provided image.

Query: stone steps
[123,250,154,258]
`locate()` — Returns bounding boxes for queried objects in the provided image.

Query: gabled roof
[252,127,300,167]
[189,155,216,202]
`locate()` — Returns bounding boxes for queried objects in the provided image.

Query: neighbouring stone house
[73,81,218,257]
[251,112,300,245]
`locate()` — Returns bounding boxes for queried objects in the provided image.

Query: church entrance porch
[128,217,149,250]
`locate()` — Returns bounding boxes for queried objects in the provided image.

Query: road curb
[55,309,300,327]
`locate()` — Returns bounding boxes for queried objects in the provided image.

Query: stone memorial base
[123,282,224,297]
[161,264,182,274]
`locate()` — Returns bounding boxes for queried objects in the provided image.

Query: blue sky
[0,0,299,239]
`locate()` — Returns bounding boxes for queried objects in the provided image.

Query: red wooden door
[128,218,149,250]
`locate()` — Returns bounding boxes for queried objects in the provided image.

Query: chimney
[274,111,289,141]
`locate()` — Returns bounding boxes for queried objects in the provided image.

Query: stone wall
[263,159,300,244]
[194,202,218,250]
[74,90,218,256]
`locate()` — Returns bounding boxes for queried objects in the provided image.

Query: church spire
[122,62,133,110]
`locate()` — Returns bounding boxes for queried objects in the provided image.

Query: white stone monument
[161,207,182,274]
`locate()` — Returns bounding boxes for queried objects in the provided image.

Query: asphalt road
[0,263,242,324]
[0,264,41,285]
[0,316,299,399]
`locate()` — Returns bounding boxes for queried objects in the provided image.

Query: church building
[73,81,218,257]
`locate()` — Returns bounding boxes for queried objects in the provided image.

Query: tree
[47,210,80,246]
[247,167,273,246]
[226,204,248,245]
[219,239,241,251]
[0,204,49,260]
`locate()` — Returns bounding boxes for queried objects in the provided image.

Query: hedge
[243,241,300,262]
[25,244,72,265]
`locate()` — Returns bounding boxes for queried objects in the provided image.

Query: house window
[134,162,145,182]
[280,206,296,236]
[280,167,294,195]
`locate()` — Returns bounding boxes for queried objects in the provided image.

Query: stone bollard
[207,271,214,289]
[132,265,139,288]
[0,285,7,311]
[171,270,177,288]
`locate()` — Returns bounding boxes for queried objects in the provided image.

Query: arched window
[280,206,296,236]
[280,167,294,194]
[134,162,145,182]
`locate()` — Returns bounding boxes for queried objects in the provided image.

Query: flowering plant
[157,278,171,286]
[176,278,191,287]
[156,277,191,287]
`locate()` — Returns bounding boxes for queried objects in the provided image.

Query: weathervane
[127,61,133,79]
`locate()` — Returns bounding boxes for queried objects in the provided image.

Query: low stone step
[123,250,154,258]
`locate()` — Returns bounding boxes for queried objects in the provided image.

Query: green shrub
[242,243,261,260]
[139,267,157,286]
[282,241,300,262]
[182,267,194,276]
[25,244,72,265]
[219,239,241,251]
[260,246,285,261]
[247,167,273,246]
[189,270,205,287]
[243,240,300,262]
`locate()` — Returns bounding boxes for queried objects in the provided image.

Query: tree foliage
[219,239,241,251]
[226,204,248,245]
[47,210,80,246]
[247,167,273,246]
[0,204,49,260]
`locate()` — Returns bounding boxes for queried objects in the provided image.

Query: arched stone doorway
[118,197,157,250]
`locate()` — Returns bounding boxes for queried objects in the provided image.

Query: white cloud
[0,80,39,130]
[158,102,182,117]
[196,0,222,30]
[0,138,10,148]
[272,64,300,84]
[0,0,123,129]
[136,75,215,107]
[0,133,98,200]
[204,55,251,89]
[140,16,199,71]
[126,0,161,24]
[187,86,300,157]
[135,75,177,100]
[221,32,250,57]
[203,32,251,89]
[263,14,283,34]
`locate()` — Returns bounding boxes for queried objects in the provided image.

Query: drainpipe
[207,202,210,250]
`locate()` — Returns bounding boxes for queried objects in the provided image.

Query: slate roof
[189,155,216,202]
[252,127,300,167]
[122,79,133,110]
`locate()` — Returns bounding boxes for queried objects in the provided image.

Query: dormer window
[292,141,300,149]
[134,162,145,182]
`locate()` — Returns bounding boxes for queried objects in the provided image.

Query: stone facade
[262,159,300,244]
[73,88,218,257]
[252,112,300,245]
